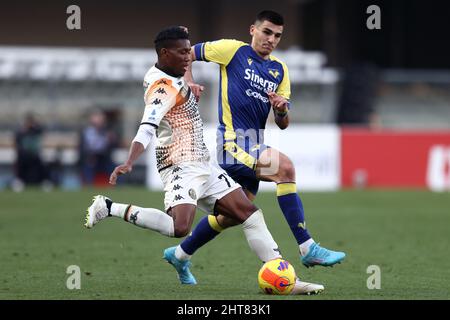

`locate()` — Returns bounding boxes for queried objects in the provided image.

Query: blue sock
[277,183,311,245]
[180,215,223,255]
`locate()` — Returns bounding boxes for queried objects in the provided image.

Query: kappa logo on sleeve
[151,98,162,105]
[155,87,167,95]
[157,79,168,85]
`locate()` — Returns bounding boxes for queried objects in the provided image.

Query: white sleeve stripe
[132,124,155,149]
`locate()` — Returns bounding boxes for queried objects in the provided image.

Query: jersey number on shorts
[218,174,231,188]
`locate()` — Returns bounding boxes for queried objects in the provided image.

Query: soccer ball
[257,258,296,295]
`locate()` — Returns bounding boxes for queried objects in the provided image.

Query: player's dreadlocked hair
[154,26,189,55]
[255,10,284,26]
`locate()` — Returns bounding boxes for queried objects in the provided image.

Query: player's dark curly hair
[255,10,284,26]
[154,26,189,55]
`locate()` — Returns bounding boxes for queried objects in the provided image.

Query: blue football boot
[301,243,346,268]
[163,246,197,285]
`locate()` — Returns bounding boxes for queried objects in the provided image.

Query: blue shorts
[216,140,270,196]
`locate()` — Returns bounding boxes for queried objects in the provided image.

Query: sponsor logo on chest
[244,68,279,93]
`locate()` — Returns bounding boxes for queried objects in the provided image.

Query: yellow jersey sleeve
[195,39,247,66]
[270,57,291,100]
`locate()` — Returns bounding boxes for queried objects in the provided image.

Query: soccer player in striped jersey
[84,26,324,295]
[175,11,345,269]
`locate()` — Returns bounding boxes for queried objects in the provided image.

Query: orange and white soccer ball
[258,258,296,295]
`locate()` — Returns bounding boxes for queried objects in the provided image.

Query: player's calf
[241,209,282,262]
[84,195,176,237]
[168,204,197,238]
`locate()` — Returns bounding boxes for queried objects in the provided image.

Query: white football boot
[290,278,325,295]
[84,195,110,229]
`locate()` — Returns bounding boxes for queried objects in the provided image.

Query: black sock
[105,198,113,216]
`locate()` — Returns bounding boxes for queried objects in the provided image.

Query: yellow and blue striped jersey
[193,39,291,144]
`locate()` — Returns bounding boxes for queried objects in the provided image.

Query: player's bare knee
[278,159,295,181]
[173,224,190,238]
[239,203,259,221]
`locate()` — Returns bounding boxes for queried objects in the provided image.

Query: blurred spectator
[47,147,63,188]
[13,113,48,189]
[79,109,117,186]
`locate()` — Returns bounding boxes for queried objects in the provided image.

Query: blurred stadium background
[1,0,450,299]
[1,0,449,191]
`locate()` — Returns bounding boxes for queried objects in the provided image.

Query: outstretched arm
[109,124,155,185]
[109,142,144,185]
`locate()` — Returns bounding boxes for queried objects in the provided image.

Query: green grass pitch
[1,188,449,300]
